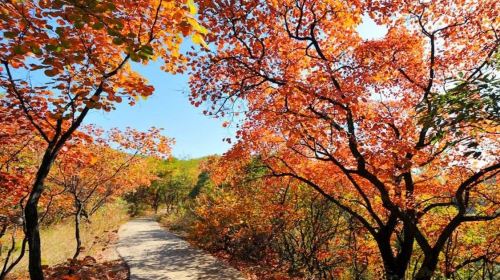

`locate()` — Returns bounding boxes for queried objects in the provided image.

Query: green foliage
[124,157,207,215]
[418,55,499,154]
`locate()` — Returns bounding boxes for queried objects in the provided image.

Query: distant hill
[165,157,206,183]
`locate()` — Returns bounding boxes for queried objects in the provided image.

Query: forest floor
[116,217,246,280]
[5,202,129,279]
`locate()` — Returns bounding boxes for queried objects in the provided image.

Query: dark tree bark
[0,234,27,280]
[25,147,57,280]
[153,190,160,214]
[72,201,83,260]
[376,231,414,280]
[415,254,440,280]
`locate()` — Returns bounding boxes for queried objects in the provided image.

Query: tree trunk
[414,253,439,280]
[0,236,27,280]
[25,183,45,280]
[415,218,460,280]
[380,251,407,279]
[72,203,83,260]
[153,191,160,214]
[25,148,57,280]
[376,233,413,280]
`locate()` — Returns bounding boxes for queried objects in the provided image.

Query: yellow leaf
[192,33,208,49]
[187,18,208,34]
[171,48,180,58]
[187,0,197,15]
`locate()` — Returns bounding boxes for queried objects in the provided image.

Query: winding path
[116,218,245,280]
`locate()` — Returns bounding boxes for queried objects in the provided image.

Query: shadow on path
[117,218,245,280]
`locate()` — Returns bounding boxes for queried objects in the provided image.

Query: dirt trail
[116,218,245,280]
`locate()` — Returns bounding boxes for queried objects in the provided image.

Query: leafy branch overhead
[0,0,205,279]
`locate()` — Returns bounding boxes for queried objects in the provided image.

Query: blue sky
[84,62,233,159]
[85,16,386,159]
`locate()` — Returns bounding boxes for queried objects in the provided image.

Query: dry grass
[157,207,195,238]
[5,200,129,279]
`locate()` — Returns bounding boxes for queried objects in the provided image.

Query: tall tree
[190,0,499,279]
[0,0,204,278]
